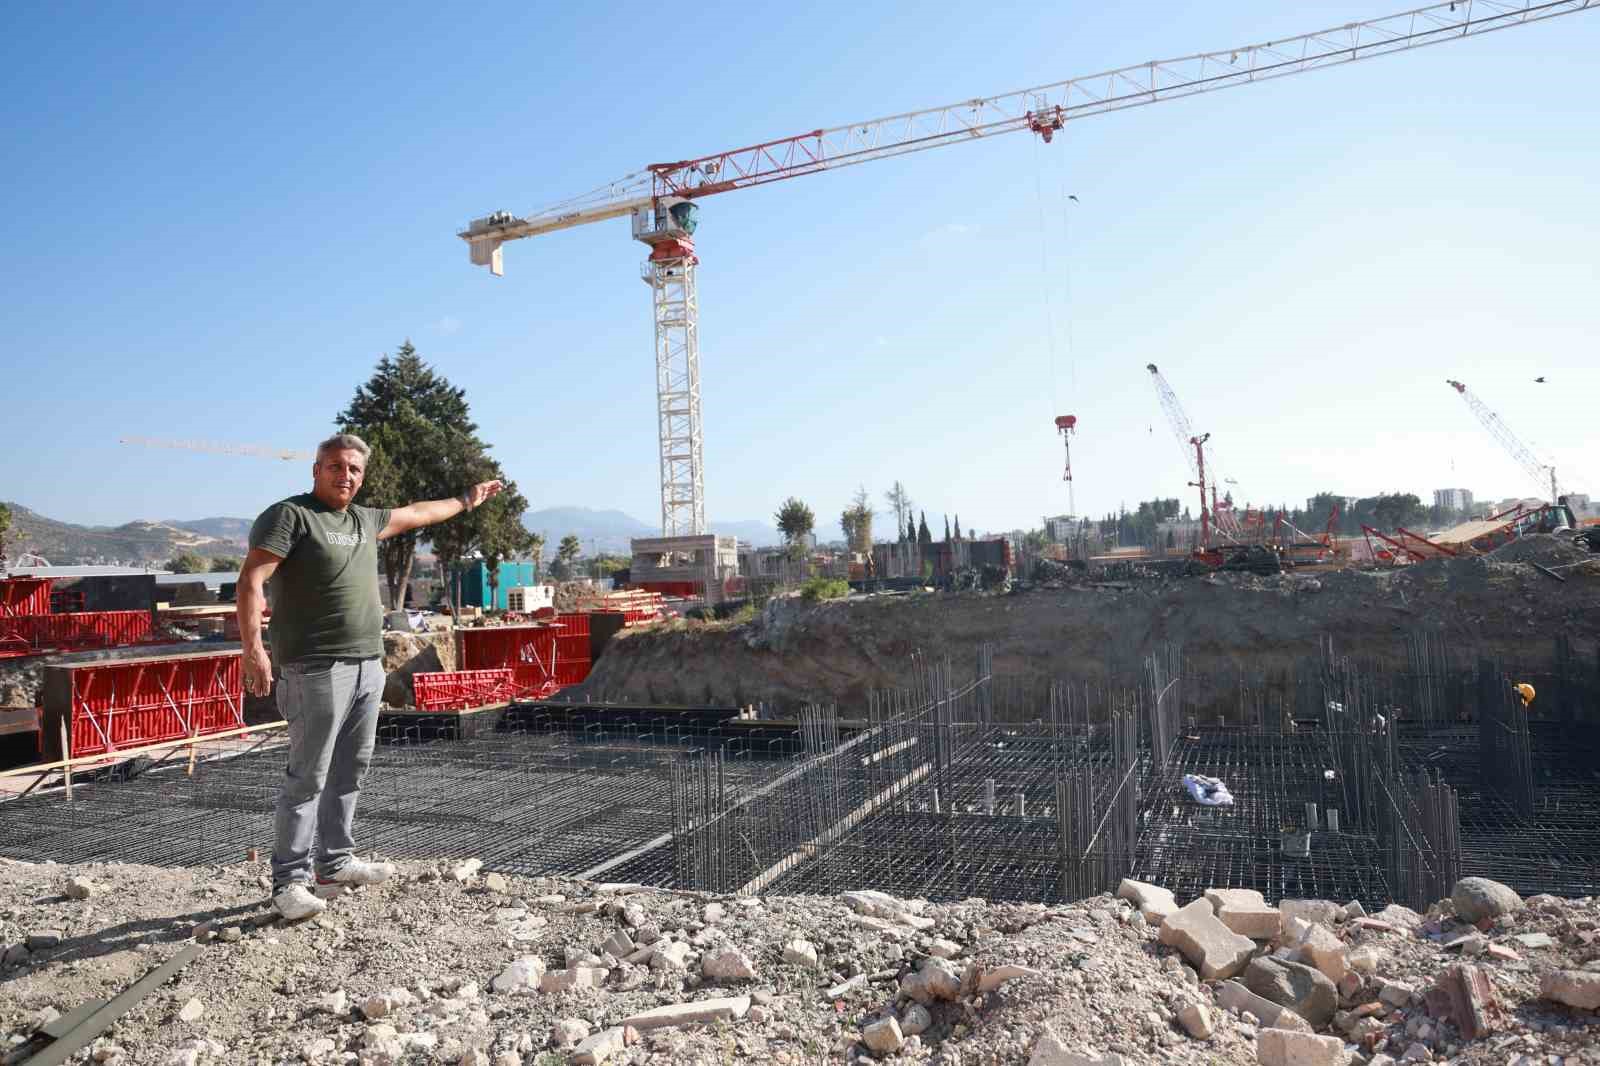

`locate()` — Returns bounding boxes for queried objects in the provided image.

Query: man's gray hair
[315,432,371,461]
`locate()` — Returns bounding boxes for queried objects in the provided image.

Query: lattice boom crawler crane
[460,1,1596,538]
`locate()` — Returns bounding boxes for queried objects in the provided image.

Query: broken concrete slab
[571,1027,626,1065]
[1157,898,1255,980]
[1540,969,1600,1011]
[1205,888,1267,910]
[1117,879,1177,924]
[1372,904,1422,930]
[1295,923,1350,983]
[1204,888,1280,939]
[1279,899,1343,928]
[621,995,751,1031]
[1256,1029,1347,1066]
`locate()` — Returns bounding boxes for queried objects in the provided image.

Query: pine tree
[953,514,962,540]
[943,515,951,542]
[339,341,527,609]
[907,515,917,543]
[917,511,932,547]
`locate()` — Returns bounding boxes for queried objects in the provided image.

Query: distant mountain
[522,507,654,556]
[711,518,784,548]
[167,517,253,544]
[2,503,241,566]
[521,506,787,552]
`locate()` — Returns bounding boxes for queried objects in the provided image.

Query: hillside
[166,517,253,543]
[1,503,241,566]
[4,501,792,567]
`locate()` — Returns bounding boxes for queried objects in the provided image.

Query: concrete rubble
[1158,897,1256,979]
[2,861,1598,1066]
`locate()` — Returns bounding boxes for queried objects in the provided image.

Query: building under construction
[2,633,1595,911]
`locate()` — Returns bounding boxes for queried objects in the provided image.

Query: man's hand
[463,480,505,511]
[244,647,274,697]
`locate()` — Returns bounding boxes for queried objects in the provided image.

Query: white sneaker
[273,883,327,921]
[317,858,395,889]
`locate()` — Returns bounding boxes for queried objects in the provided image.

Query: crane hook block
[1055,415,1077,432]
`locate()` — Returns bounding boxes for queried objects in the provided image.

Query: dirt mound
[577,554,1600,712]
[1489,532,1593,568]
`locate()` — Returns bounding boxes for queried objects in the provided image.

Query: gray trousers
[272,658,384,889]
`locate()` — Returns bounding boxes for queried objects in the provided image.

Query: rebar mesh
[1,635,1594,909]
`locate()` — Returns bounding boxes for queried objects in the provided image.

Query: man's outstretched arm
[379,480,505,541]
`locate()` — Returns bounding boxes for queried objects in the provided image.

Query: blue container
[450,560,541,611]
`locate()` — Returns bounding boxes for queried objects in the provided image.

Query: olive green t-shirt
[248,493,392,664]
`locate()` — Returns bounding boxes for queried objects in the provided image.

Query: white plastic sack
[1183,773,1234,807]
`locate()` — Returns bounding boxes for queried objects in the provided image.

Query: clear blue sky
[4,1,1596,536]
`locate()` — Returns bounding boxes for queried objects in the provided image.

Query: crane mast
[1446,379,1562,504]
[461,0,1596,537]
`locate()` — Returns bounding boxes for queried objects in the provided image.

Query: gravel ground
[3,859,1598,1066]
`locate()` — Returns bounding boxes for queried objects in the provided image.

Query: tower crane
[1445,380,1563,504]
[120,436,313,462]
[460,1,1596,538]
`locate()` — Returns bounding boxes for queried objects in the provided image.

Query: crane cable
[1032,135,1078,518]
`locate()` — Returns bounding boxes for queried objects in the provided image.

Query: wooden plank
[0,720,286,780]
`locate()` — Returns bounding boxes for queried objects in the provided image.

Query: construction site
[4,3,1600,1065]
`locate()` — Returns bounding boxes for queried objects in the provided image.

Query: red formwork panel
[555,612,591,636]
[457,624,562,698]
[413,668,514,712]
[40,650,245,761]
[0,578,52,618]
[454,623,602,697]
[0,611,157,656]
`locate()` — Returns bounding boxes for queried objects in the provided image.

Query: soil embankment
[576,537,1600,712]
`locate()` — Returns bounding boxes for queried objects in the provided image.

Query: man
[238,432,503,919]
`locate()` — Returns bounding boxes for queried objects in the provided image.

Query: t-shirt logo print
[326,531,362,547]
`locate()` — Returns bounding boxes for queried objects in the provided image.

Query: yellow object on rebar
[1515,683,1536,708]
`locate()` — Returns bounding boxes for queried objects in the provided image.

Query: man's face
[312,449,365,509]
